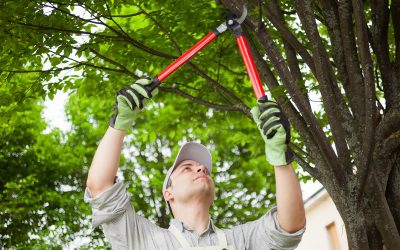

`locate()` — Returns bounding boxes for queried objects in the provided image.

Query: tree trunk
[327,185,371,250]
[386,153,400,232]
[325,163,400,250]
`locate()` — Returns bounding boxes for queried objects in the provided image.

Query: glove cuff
[265,146,294,166]
[109,111,132,131]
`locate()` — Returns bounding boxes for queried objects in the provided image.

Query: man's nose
[196,164,207,174]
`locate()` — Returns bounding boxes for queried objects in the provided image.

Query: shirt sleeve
[84,181,160,249]
[230,206,305,250]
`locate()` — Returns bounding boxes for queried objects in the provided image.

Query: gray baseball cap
[162,142,212,195]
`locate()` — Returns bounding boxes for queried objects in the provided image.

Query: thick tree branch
[268,0,311,111]
[366,174,400,249]
[393,0,400,69]
[338,0,366,124]
[317,0,359,156]
[370,0,396,109]
[370,0,390,68]
[294,0,351,177]
[351,0,377,196]
[375,106,400,155]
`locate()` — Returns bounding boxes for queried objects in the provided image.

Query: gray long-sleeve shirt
[84,181,305,249]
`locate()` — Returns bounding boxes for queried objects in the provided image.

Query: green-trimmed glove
[109,78,158,131]
[251,100,294,166]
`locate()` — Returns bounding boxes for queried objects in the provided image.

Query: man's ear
[163,188,174,202]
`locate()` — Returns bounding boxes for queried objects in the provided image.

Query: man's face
[166,160,215,204]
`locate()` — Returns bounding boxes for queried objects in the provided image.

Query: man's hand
[109,78,158,131]
[251,100,294,166]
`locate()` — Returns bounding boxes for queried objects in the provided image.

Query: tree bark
[386,154,400,233]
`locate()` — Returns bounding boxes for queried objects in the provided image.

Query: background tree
[1,0,399,249]
[0,73,105,248]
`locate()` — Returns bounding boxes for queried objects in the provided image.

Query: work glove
[109,78,158,131]
[251,99,294,166]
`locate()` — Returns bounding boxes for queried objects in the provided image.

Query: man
[85,79,306,249]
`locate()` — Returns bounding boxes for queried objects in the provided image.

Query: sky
[43,91,71,132]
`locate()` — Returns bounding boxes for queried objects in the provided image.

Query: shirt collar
[170,217,217,235]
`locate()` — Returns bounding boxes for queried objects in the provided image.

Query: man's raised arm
[86,78,158,197]
[274,164,305,232]
[251,100,306,233]
[86,127,125,197]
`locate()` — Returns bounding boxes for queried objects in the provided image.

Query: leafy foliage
[0,0,285,247]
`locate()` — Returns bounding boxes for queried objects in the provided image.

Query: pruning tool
[146,5,268,103]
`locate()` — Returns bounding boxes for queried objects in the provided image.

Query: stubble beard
[180,179,215,204]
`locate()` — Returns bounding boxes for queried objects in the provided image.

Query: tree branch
[351,0,378,196]
[11,18,179,61]
[366,173,400,249]
[255,24,341,173]
[244,27,329,178]
[43,2,103,25]
[46,48,133,76]
[11,20,119,39]
[337,0,366,125]
[261,4,317,76]
[186,62,246,106]
[159,86,251,116]
[392,0,400,69]
[135,4,182,54]
[317,0,359,155]
[294,0,352,175]
[370,0,395,109]
[268,0,311,111]
[97,3,246,110]
[82,3,178,60]
[10,12,248,114]
[1,65,81,73]
[88,48,137,78]
[292,149,322,181]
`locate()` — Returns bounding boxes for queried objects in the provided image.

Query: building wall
[296,189,348,250]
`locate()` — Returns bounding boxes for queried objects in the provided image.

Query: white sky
[43,91,71,132]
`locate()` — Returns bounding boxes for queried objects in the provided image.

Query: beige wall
[296,189,348,250]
